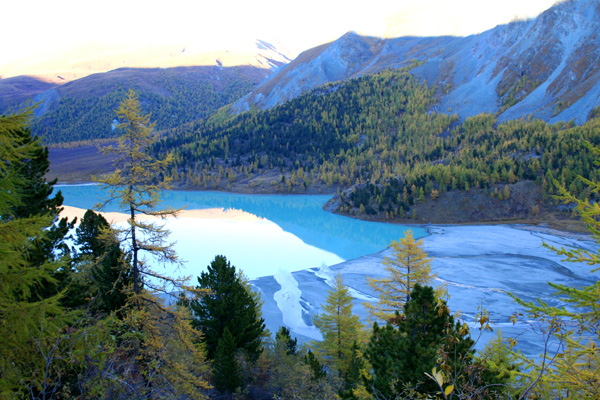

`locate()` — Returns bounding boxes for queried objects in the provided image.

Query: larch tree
[4,110,75,303]
[365,229,435,322]
[93,91,211,398]
[311,273,365,377]
[94,89,181,296]
[509,143,600,399]
[472,331,521,399]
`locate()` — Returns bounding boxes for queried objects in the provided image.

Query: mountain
[0,39,292,84]
[232,0,600,125]
[28,65,271,143]
[0,40,292,143]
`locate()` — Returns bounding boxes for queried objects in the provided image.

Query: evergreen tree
[0,108,73,397]
[1,113,74,303]
[190,255,265,361]
[276,326,298,356]
[75,209,111,258]
[305,349,327,381]
[338,341,369,399]
[213,327,242,393]
[473,331,521,398]
[311,273,364,377]
[69,209,132,314]
[366,229,435,322]
[365,284,474,398]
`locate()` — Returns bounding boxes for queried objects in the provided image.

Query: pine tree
[276,326,298,356]
[311,273,364,376]
[365,284,474,398]
[363,322,400,399]
[190,255,265,361]
[69,209,132,314]
[75,209,111,258]
[366,229,435,322]
[213,327,242,393]
[0,108,73,397]
[338,341,369,399]
[305,349,327,381]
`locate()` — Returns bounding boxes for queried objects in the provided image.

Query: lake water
[58,184,427,280]
[57,185,599,358]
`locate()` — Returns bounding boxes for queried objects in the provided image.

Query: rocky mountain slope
[233,0,600,124]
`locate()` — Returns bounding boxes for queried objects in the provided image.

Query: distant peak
[256,39,276,52]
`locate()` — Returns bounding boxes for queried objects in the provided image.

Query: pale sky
[2,0,558,65]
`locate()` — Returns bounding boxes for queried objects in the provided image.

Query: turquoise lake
[58,185,427,279]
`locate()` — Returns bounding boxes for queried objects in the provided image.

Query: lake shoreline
[55,181,588,235]
[60,205,265,224]
[57,184,598,359]
[253,222,598,357]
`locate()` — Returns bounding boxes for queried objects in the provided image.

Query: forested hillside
[154,67,453,188]
[3,79,599,400]
[233,0,600,125]
[154,67,600,224]
[1,65,269,144]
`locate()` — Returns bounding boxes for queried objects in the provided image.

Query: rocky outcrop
[233,0,600,124]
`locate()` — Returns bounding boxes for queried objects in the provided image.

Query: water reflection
[58,185,427,262]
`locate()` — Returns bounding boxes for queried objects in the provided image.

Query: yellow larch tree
[94,89,182,296]
[510,143,600,399]
[91,90,211,398]
[311,273,365,376]
[366,229,435,322]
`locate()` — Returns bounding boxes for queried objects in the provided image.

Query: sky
[2,0,558,65]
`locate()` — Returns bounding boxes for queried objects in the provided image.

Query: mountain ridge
[0,39,292,83]
[0,40,293,143]
[233,0,600,124]
[22,65,270,143]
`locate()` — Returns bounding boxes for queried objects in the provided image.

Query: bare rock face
[231,32,384,113]
[234,0,600,124]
